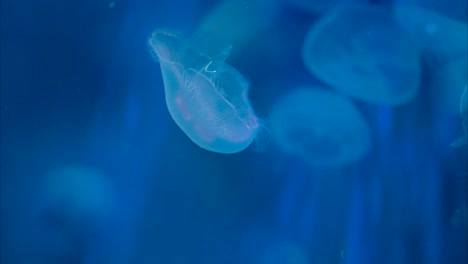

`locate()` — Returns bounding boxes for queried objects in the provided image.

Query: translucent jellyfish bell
[428,57,467,114]
[302,3,421,106]
[198,0,281,57]
[38,165,116,233]
[270,87,371,168]
[288,0,367,15]
[148,30,262,154]
[393,4,467,66]
[394,5,468,114]
[257,241,309,264]
[396,0,468,22]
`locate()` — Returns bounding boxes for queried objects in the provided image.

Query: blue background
[1,0,467,263]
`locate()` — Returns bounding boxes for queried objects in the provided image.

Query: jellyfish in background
[451,83,467,147]
[393,5,468,114]
[270,87,371,169]
[395,0,468,22]
[393,4,467,66]
[302,3,421,106]
[287,0,367,15]
[37,165,116,235]
[257,241,309,264]
[148,30,264,154]
[428,57,467,114]
[198,0,282,58]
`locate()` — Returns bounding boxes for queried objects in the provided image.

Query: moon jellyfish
[429,57,468,114]
[198,0,281,57]
[288,0,367,15]
[394,5,468,114]
[38,165,116,233]
[270,87,371,168]
[451,83,467,147]
[257,241,309,264]
[148,30,263,154]
[393,4,467,65]
[302,3,421,106]
[396,0,468,22]
[450,204,468,234]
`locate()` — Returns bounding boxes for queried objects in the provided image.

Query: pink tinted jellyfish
[148,30,264,154]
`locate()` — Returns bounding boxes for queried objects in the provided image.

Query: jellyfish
[395,0,468,22]
[393,5,468,114]
[450,203,468,234]
[429,57,467,114]
[37,165,116,235]
[302,3,421,106]
[198,0,281,58]
[257,241,309,264]
[270,87,371,168]
[287,0,367,15]
[148,30,263,154]
[393,4,467,66]
[451,83,467,147]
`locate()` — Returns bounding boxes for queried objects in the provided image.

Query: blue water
[1,0,467,263]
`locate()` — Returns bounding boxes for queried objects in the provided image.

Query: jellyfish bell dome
[148,30,262,154]
[288,0,367,15]
[270,87,371,168]
[393,4,467,66]
[393,5,468,114]
[428,57,467,114]
[257,241,309,264]
[395,0,468,23]
[302,3,421,106]
[37,165,116,233]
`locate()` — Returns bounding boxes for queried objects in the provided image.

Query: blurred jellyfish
[393,4,467,66]
[450,204,468,234]
[270,87,371,168]
[198,0,281,58]
[38,165,116,235]
[287,0,367,15]
[302,3,421,106]
[148,30,265,154]
[394,5,468,114]
[257,241,309,264]
[451,83,467,147]
[395,0,468,22]
[428,57,467,114]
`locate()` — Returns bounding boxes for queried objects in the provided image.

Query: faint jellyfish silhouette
[451,83,467,147]
[395,0,467,22]
[429,58,467,114]
[302,3,421,106]
[270,87,371,168]
[450,204,468,234]
[257,241,309,264]
[394,5,468,114]
[38,165,116,235]
[288,0,367,15]
[198,0,282,59]
[393,4,467,66]
[148,30,265,154]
